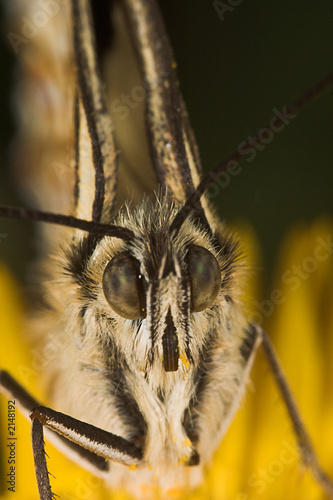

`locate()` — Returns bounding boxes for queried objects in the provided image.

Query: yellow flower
[0,219,332,499]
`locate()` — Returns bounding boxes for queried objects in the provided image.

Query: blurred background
[0,0,332,289]
[0,3,332,499]
[159,0,333,289]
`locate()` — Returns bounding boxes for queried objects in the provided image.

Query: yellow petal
[1,219,332,500]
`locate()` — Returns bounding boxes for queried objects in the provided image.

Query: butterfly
[0,1,332,499]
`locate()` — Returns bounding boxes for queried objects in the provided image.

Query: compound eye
[102,253,146,320]
[187,245,221,312]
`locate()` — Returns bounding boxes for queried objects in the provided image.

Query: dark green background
[159,0,333,287]
[0,0,332,289]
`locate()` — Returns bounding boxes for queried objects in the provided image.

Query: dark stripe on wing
[105,344,148,450]
[64,235,100,302]
[239,324,258,364]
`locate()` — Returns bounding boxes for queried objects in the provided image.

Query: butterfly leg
[30,405,143,499]
[1,371,144,499]
[253,324,333,498]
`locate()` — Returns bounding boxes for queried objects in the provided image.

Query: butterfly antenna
[171,70,333,233]
[0,206,133,241]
